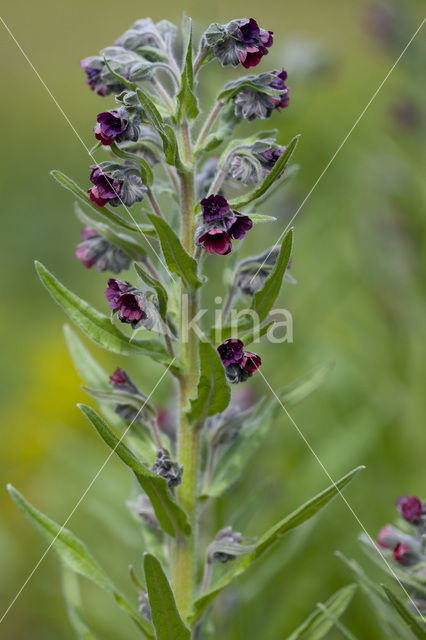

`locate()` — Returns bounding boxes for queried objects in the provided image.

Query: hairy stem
[147,187,165,218]
[195,100,225,151]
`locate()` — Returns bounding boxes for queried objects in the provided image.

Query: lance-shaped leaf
[110,141,153,185]
[82,386,157,420]
[176,17,199,121]
[249,214,277,224]
[74,203,153,261]
[62,568,99,640]
[285,584,357,640]
[187,341,231,424]
[144,553,191,640]
[228,136,299,209]
[134,262,168,320]
[192,466,364,620]
[8,485,154,639]
[36,262,170,363]
[315,603,360,640]
[51,170,141,233]
[383,586,426,639]
[336,553,412,640]
[79,405,191,538]
[202,361,334,498]
[217,75,283,102]
[147,214,202,289]
[250,228,293,323]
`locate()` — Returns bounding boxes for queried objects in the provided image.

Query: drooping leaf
[203,361,334,498]
[109,142,154,185]
[217,74,283,102]
[251,228,293,323]
[81,386,157,419]
[51,170,141,233]
[134,262,168,320]
[176,17,199,121]
[192,466,365,620]
[187,341,230,424]
[36,262,170,363]
[143,553,191,640]
[62,568,99,640]
[79,405,191,538]
[285,584,357,640]
[383,586,426,639]
[147,214,202,289]
[8,485,154,639]
[228,136,299,209]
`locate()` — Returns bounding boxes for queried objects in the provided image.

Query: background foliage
[1,0,424,637]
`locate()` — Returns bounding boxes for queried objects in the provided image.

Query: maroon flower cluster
[212,18,273,69]
[196,195,253,255]
[88,163,146,208]
[377,494,425,567]
[94,108,140,146]
[88,165,122,207]
[105,278,156,329]
[217,338,261,384]
[232,69,290,121]
[75,226,131,273]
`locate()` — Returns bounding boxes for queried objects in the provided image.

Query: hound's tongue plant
[9,15,367,639]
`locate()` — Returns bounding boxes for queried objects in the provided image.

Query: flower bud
[115,18,177,52]
[231,69,290,121]
[396,495,423,523]
[88,162,146,208]
[75,226,132,273]
[207,526,255,563]
[393,542,419,566]
[80,47,142,96]
[207,19,273,69]
[151,448,183,487]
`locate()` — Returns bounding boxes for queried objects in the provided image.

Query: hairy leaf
[192,466,364,619]
[62,568,99,640]
[51,170,141,233]
[383,586,426,639]
[228,136,299,209]
[249,214,277,224]
[8,485,153,638]
[36,262,170,363]
[109,142,153,185]
[147,214,202,289]
[79,405,191,538]
[144,554,191,640]
[251,228,293,322]
[134,262,168,320]
[82,386,156,419]
[217,76,283,102]
[285,584,357,640]
[176,17,199,121]
[187,341,230,423]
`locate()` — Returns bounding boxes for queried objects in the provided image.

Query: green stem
[172,132,201,619]
[195,100,225,152]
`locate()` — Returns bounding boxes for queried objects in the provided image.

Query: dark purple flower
[217,338,244,366]
[88,163,146,208]
[94,111,127,145]
[238,20,273,69]
[200,194,231,222]
[394,542,411,564]
[228,213,253,239]
[110,367,129,386]
[259,146,286,169]
[117,292,145,323]
[88,165,121,207]
[75,227,132,273]
[240,46,265,69]
[240,351,262,372]
[396,495,423,522]
[198,228,233,255]
[105,278,130,309]
[237,18,261,44]
[212,18,273,68]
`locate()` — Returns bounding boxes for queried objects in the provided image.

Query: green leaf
[217,75,283,102]
[250,228,293,323]
[8,485,154,639]
[285,584,357,640]
[228,136,299,209]
[62,568,99,640]
[134,262,168,320]
[249,214,277,224]
[109,142,154,185]
[51,170,141,233]
[143,554,191,640]
[203,361,333,498]
[239,319,275,345]
[192,466,365,620]
[383,586,426,639]
[187,341,230,424]
[176,17,199,121]
[74,203,152,260]
[315,603,360,640]
[81,386,156,419]
[79,405,191,538]
[36,262,170,363]
[147,214,202,289]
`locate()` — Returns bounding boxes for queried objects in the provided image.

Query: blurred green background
[1,0,425,638]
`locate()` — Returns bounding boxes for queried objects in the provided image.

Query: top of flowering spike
[204,18,273,68]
